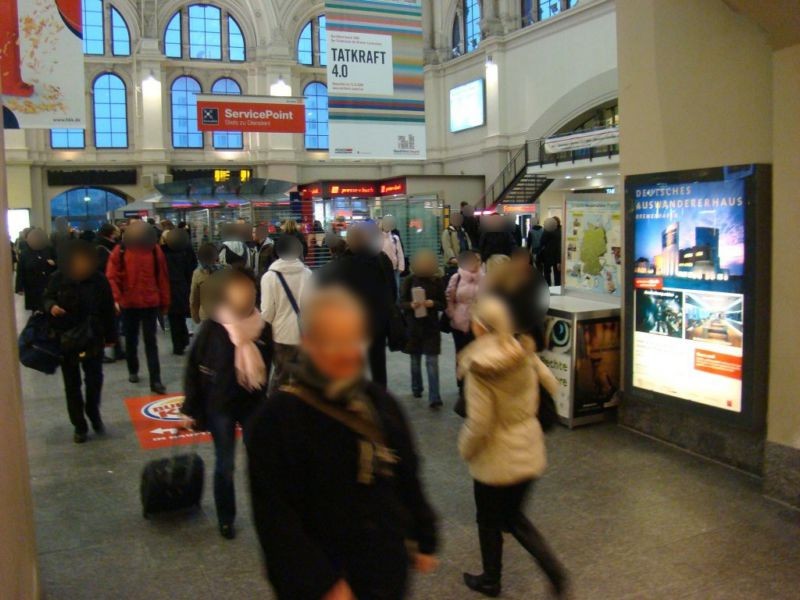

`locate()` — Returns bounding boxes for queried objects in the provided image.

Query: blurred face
[413,251,438,277]
[303,305,367,381]
[511,252,530,274]
[69,252,96,281]
[26,230,47,250]
[459,253,480,273]
[450,213,463,228]
[224,278,256,318]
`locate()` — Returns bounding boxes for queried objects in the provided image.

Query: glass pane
[189,4,222,61]
[111,8,131,56]
[318,16,327,66]
[298,22,313,65]
[212,78,242,149]
[172,77,203,148]
[228,17,245,62]
[538,0,561,20]
[304,83,329,150]
[465,0,481,52]
[165,12,182,58]
[82,0,104,55]
[94,74,127,148]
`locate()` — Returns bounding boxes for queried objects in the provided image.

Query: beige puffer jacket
[458,334,560,486]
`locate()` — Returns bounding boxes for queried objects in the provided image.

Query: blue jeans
[410,354,440,404]
[206,403,256,527]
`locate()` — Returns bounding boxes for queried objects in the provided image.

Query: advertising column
[326,0,426,160]
[1,0,85,129]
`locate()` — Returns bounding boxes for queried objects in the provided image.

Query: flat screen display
[625,165,771,428]
[449,79,485,133]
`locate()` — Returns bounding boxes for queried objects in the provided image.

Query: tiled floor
[19,306,800,599]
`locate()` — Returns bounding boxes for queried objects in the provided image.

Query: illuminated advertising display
[625,165,771,427]
[449,79,486,133]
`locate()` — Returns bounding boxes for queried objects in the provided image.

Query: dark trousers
[207,403,256,527]
[473,479,566,588]
[123,307,161,384]
[369,332,388,388]
[61,353,103,434]
[543,263,561,286]
[167,313,189,354]
[452,329,475,396]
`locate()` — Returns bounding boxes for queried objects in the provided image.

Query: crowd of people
[13,205,568,599]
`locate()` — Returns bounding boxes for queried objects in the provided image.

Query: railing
[480,137,620,208]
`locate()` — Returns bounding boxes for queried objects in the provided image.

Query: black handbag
[18,313,61,374]
[537,386,559,432]
[387,305,409,352]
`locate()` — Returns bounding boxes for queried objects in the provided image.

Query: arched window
[50,187,127,231]
[211,78,243,150]
[163,5,247,62]
[171,76,203,149]
[164,12,182,58]
[51,129,85,150]
[82,0,105,55]
[111,7,131,55]
[297,15,327,67]
[304,82,329,151]
[81,1,131,56]
[228,16,246,62]
[93,73,128,148]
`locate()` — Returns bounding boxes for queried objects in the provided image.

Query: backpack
[18,313,61,374]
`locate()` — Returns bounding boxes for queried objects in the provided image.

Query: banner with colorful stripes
[326,0,426,160]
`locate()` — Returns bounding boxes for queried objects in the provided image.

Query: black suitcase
[140,453,204,518]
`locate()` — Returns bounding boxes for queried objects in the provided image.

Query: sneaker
[150,382,166,395]
[129,374,140,384]
[219,524,236,540]
[463,573,501,597]
[73,432,88,444]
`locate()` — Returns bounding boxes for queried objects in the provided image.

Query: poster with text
[326,0,425,160]
[564,196,622,296]
[1,0,85,129]
[630,178,746,412]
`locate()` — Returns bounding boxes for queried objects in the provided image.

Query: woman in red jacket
[105,221,170,394]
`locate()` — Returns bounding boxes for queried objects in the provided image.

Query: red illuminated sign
[379,179,407,196]
[197,95,306,134]
[329,183,377,197]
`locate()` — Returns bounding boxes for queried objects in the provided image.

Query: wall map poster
[629,177,746,412]
[564,196,622,296]
[326,0,425,160]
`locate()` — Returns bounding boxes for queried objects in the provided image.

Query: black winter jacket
[247,379,438,600]
[182,320,271,431]
[95,236,117,274]
[42,271,117,351]
[316,250,396,336]
[16,248,56,311]
[399,275,445,355]
[479,231,517,261]
[162,244,197,316]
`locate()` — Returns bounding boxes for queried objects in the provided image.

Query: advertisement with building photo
[630,178,746,412]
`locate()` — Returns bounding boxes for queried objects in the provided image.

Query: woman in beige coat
[458,295,568,598]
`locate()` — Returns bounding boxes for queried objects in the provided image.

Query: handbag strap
[274,271,300,316]
[281,384,386,446]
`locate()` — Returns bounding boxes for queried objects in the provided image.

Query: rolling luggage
[140,452,204,518]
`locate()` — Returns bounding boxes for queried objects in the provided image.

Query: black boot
[509,515,568,598]
[464,526,503,597]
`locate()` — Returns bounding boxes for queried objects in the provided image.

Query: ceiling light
[565,175,572,179]
[585,175,592,179]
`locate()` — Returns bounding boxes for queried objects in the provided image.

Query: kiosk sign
[196,95,305,133]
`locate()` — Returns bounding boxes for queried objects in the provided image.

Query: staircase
[480,143,553,210]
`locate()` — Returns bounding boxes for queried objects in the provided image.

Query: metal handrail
[480,136,620,208]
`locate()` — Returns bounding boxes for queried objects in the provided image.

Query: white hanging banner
[544,127,619,153]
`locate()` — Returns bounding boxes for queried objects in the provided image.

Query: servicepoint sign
[196,94,305,134]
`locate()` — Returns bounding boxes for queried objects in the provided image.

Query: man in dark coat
[537,217,563,286]
[15,228,56,312]
[247,287,439,600]
[478,213,517,261]
[162,229,197,355]
[316,222,396,387]
[95,223,119,274]
[43,240,116,443]
[460,202,481,248]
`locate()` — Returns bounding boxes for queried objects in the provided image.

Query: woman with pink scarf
[181,267,271,540]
